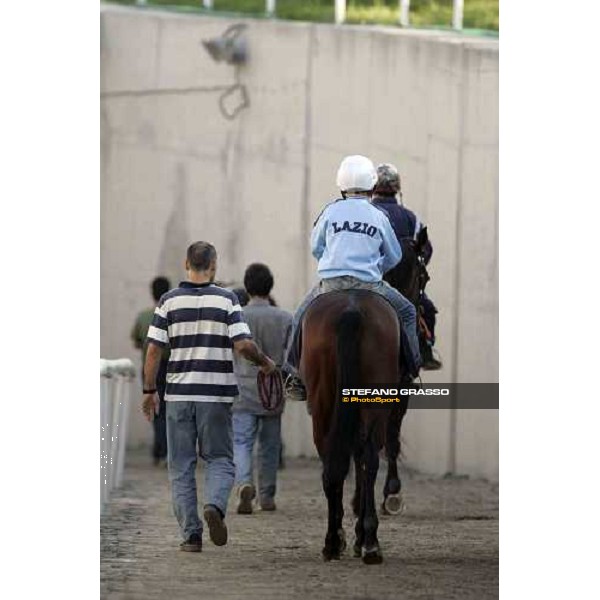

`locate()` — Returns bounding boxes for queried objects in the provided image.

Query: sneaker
[203,505,228,546]
[284,375,307,402]
[237,483,256,515]
[180,532,202,552]
[260,497,276,512]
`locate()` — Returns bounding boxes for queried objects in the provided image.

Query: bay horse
[351,227,430,517]
[301,290,399,564]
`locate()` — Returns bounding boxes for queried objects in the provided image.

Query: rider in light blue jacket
[311,196,403,282]
[284,155,421,400]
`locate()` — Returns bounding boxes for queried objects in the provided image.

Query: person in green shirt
[131,276,171,465]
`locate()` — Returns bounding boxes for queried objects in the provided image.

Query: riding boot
[421,342,442,371]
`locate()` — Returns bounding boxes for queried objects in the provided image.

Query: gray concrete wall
[100,5,498,480]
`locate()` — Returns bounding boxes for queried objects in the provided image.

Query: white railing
[133,1,466,31]
[335,0,346,25]
[452,0,464,30]
[100,358,136,511]
[399,0,411,27]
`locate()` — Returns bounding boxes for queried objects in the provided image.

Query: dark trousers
[420,294,438,344]
[143,359,169,461]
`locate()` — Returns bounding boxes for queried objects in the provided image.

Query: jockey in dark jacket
[371,163,442,370]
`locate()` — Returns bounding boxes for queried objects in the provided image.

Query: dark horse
[351,227,431,517]
[301,290,399,564]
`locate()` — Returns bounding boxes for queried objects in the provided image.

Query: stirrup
[283,374,307,402]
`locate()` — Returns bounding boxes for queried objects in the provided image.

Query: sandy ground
[101,453,498,600]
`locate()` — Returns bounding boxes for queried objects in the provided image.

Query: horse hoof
[362,547,383,565]
[322,549,341,561]
[383,492,405,516]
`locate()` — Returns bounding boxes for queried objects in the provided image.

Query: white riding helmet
[336,155,378,193]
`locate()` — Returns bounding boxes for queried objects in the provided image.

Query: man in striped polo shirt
[142,241,276,552]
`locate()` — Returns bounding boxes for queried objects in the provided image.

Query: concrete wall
[100,5,498,480]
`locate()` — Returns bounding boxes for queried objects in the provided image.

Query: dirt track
[101,453,498,599]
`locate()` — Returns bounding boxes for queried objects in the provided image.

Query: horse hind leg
[351,449,361,518]
[353,450,365,558]
[361,437,383,565]
[382,404,406,516]
[322,461,348,561]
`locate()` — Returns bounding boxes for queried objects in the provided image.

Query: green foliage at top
[105,0,499,32]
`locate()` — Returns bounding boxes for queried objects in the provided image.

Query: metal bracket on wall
[202,24,250,121]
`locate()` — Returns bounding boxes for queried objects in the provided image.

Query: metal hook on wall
[218,82,250,121]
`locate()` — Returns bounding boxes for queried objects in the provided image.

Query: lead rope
[257,369,284,412]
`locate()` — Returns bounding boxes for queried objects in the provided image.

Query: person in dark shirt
[232,287,250,307]
[371,163,442,370]
[131,276,172,464]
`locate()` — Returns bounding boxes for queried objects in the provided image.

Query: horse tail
[327,306,362,476]
[336,307,362,393]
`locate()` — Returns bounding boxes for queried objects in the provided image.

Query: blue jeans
[233,412,281,502]
[166,401,235,541]
[285,276,421,376]
[375,280,422,372]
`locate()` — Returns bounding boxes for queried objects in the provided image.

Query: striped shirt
[146,281,252,403]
